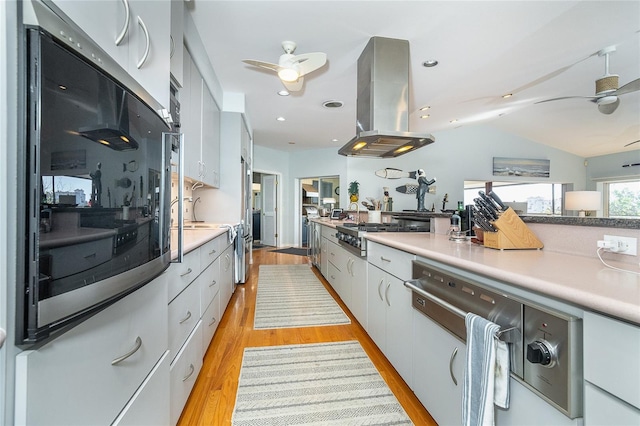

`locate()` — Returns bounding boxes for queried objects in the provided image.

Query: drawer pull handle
[377,279,384,302]
[209,316,217,326]
[209,279,217,287]
[385,282,391,307]
[111,336,142,366]
[179,311,192,324]
[209,249,216,255]
[380,256,391,262]
[182,363,195,382]
[449,347,459,386]
[84,253,97,259]
[180,268,193,277]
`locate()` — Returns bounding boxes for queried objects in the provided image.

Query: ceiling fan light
[598,95,618,105]
[278,68,299,82]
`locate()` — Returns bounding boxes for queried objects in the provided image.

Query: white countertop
[170,226,231,259]
[365,232,640,325]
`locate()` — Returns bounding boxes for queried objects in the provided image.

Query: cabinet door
[366,264,387,351]
[201,292,221,356]
[182,49,202,181]
[170,321,203,426]
[169,0,184,86]
[349,256,367,328]
[384,273,413,387]
[126,0,171,107]
[220,246,234,310]
[200,84,220,187]
[412,309,464,426]
[585,382,640,426]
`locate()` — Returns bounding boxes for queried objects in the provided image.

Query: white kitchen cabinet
[169,0,184,86]
[348,255,367,328]
[412,308,464,426]
[168,271,201,363]
[170,320,204,426]
[200,257,220,317]
[51,0,171,108]
[14,272,168,426]
[201,291,221,356]
[181,48,220,187]
[366,242,414,386]
[583,311,640,424]
[166,245,201,303]
[112,350,170,426]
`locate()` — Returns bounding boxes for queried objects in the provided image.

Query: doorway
[253,171,279,248]
[299,176,340,247]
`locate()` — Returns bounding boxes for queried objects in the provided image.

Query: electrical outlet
[603,235,637,256]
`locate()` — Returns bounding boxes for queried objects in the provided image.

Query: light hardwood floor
[177,247,437,425]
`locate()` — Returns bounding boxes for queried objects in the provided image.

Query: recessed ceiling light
[322,100,344,109]
[422,59,438,67]
[420,115,430,119]
[331,138,339,142]
[278,90,290,96]
[450,119,458,124]
[502,93,513,99]
[276,116,285,121]
[419,106,430,111]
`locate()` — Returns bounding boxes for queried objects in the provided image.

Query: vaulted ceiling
[187,1,640,158]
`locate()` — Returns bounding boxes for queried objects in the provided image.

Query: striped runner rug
[231,341,413,425]
[253,264,350,329]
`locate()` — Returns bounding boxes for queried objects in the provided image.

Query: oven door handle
[404,279,521,344]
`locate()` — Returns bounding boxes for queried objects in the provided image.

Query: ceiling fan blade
[292,52,327,76]
[598,97,620,114]
[242,59,281,72]
[535,96,597,104]
[624,139,640,147]
[282,76,304,92]
[614,77,640,96]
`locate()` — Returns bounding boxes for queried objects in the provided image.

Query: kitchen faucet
[170,197,193,227]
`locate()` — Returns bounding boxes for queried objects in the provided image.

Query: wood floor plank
[177,248,436,425]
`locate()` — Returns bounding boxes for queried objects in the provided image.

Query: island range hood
[338,37,435,158]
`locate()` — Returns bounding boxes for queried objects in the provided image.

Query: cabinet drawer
[326,240,343,270]
[168,280,200,363]
[15,274,168,426]
[167,248,201,302]
[367,241,415,279]
[585,381,640,425]
[200,258,220,316]
[584,311,640,409]
[112,351,170,426]
[47,237,113,278]
[200,235,221,268]
[202,292,221,356]
[170,322,204,426]
[321,224,338,243]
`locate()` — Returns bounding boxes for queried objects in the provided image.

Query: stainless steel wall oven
[18,3,172,346]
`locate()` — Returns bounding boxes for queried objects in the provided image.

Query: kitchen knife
[473,207,497,232]
[488,191,507,210]
[479,190,503,213]
[474,197,498,221]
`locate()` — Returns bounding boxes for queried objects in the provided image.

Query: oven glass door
[21,29,171,344]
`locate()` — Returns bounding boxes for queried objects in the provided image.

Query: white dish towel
[462,313,510,426]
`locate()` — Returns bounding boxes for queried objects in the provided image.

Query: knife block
[482,207,543,250]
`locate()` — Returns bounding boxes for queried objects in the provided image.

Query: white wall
[586,150,640,187]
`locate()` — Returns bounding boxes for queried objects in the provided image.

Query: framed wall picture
[493,157,550,177]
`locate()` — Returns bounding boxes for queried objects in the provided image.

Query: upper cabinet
[181,48,220,188]
[169,0,184,87]
[51,0,171,108]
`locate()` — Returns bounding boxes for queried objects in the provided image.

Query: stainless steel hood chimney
[339,37,434,158]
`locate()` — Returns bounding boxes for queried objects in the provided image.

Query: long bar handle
[136,16,150,69]
[404,279,520,343]
[115,0,130,46]
[111,336,142,365]
[449,347,459,386]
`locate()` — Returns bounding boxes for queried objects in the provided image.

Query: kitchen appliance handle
[168,132,184,263]
[115,0,130,46]
[111,336,142,365]
[404,279,520,343]
[136,16,150,69]
[449,347,459,385]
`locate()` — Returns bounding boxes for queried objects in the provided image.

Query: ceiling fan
[536,46,640,115]
[242,41,327,91]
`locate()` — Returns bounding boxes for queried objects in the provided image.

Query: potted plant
[348,181,360,202]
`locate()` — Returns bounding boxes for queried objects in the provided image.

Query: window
[42,175,91,206]
[464,181,564,215]
[604,180,640,218]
